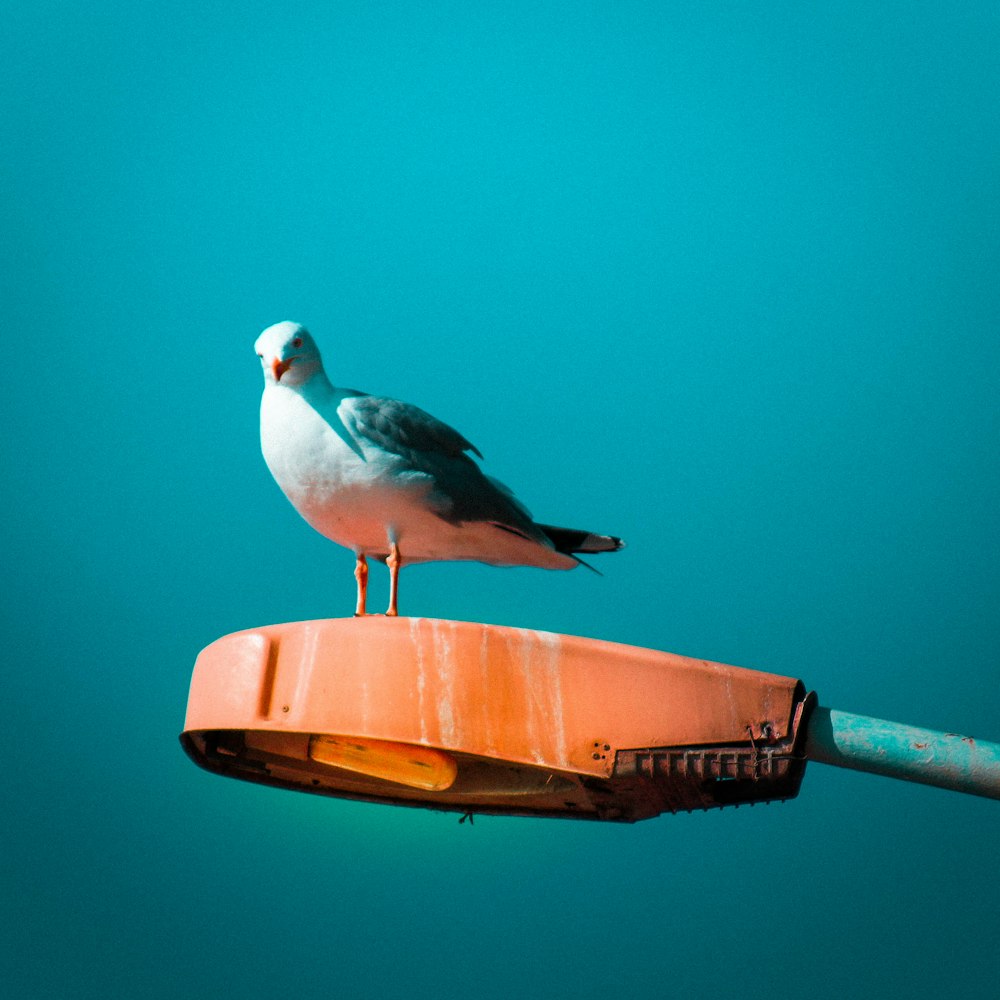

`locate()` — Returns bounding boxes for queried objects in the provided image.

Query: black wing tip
[578,534,625,553]
[538,524,626,556]
[574,555,603,575]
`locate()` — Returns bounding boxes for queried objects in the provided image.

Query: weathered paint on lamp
[181,617,1000,821]
[182,617,810,821]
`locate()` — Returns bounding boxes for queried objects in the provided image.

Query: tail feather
[537,524,626,556]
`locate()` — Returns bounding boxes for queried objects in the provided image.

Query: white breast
[260,384,423,555]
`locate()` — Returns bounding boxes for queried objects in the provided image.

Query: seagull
[254,321,624,616]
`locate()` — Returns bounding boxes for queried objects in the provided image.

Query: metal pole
[804,706,1000,800]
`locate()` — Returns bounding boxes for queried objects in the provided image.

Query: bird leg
[353,553,369,617]
[386,542,401,617]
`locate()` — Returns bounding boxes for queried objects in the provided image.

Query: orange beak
[271,357,292,382]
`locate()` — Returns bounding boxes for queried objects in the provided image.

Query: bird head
[255,321,322,386]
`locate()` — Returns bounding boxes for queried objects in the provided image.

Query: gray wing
[344,394,548,541]
[348,394,483,460]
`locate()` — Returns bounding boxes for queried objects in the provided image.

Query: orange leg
[354,553,368,617]
[386,542,401,617]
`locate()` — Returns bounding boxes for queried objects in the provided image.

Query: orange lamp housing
[180,618,813,822]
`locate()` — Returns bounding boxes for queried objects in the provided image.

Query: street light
[181,617,999,821]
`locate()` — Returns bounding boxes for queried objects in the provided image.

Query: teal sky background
[3,3,999,997]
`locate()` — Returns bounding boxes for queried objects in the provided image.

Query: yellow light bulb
[309,734,458,791]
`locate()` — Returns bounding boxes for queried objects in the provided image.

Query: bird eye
[292,337,303,349]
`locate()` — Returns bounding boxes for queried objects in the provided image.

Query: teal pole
[804,706,1000,800]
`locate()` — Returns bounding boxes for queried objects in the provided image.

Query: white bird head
[255,321,323,386]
